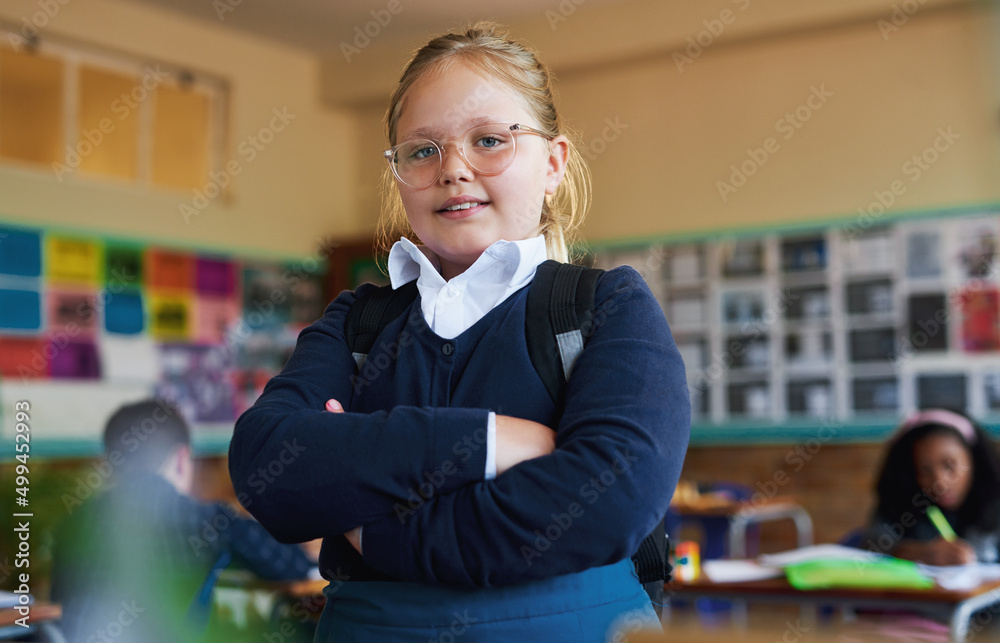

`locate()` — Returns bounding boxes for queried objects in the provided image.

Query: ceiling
[121,0,627,56]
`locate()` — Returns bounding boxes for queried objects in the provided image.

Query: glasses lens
[463,126,516,175]
[392,139,441,188]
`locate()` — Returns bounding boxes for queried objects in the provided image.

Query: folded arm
[228,286,489,543]
[358,267,691,587]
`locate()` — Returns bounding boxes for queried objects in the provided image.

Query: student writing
[866,408,1000,565]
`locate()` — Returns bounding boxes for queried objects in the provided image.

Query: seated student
[51,399,315,643]
[866,408,1000,565]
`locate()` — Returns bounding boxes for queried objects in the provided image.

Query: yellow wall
[562,4,1000,242]
[0,0,358,259]
[347,1,1000,246]
[0,0,997,256]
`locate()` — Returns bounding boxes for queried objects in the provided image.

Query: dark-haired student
[51,399,315,643]
[866,408,1000,565]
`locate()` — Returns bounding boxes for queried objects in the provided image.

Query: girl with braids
[230,22,689,641]
[866,409,1000,565]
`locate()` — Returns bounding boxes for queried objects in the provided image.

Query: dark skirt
[313,558,660,642]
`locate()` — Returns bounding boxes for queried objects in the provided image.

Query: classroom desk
[216,571,328,631]
[667,575,1000,642]
[0,602,64,642]
[670,495,814,560]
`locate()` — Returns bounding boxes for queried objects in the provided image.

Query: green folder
[785,557,935,590]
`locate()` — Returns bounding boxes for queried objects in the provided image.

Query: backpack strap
[526,260,603,402]
[528,261,671,589]
[345,280,418,370]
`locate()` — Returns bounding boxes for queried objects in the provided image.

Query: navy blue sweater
[229,265,690,588]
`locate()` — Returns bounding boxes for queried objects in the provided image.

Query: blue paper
[0,288,42,330]
[0,227,42,277]
[104,291,144,335]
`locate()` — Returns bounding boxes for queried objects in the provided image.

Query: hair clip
[894,408,977,445]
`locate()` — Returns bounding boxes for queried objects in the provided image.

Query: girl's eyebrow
[403,116,499,141]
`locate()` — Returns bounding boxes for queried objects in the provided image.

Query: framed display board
[591,209,1000,442]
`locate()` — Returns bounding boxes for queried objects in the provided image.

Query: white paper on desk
[703,560,784,583]
[757,544,884,568]
[917,563,1000,591]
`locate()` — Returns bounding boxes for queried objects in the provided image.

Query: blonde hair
[376,22,591,264]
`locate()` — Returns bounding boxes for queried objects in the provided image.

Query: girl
[229,22,690,642]
[867,408,1000,565]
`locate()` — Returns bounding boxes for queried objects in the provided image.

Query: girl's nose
[439,144,475,184]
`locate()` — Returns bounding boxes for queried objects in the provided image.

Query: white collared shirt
[387,234,549,480]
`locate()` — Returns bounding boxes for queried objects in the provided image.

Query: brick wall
[677,443,886,554]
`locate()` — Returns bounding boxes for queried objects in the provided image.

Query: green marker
[927,506,957,542]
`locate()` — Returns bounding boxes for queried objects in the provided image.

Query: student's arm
[891,538,976,565]
[358,267,691,587]
[228,285,490,543]
[215,505,318,579]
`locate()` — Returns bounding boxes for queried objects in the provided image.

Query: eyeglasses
[383,122,552,189]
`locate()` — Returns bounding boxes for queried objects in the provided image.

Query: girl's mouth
[438,201,488,218]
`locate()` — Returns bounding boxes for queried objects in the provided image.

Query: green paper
[785,558,935,590]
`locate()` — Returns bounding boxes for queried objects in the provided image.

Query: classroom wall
[346,0,1000,246]
[0,0,360,259]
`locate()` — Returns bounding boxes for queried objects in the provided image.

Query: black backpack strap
[345,280,418,370]
[634,522,670,585]
[526,260,602,402]
[529,261,670,589]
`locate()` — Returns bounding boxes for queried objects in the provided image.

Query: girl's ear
[544,135,570,196]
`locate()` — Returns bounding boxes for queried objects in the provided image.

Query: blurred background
[0,0,998,640]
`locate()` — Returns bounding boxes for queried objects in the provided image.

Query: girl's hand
[494,415,556,475]
[324,398,363,554]
[895,537,976,565]
[926,538,976,565]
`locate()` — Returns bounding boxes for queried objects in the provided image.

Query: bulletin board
[591,206,1000,443]
[0,222,327,456]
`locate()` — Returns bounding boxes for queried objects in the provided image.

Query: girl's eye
[475,135,507,149]
[409,144,438,161]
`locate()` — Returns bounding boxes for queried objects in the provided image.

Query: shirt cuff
[485,412,497,480]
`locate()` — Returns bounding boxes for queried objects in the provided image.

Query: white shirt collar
[386,235,548,339]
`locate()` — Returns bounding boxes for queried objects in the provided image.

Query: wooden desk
[216,572,328,631]
[667,575,1000,642]
[0,602,64,642]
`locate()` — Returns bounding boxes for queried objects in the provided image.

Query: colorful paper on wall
[48,236,102,283]
[149,294,191,340]
[47,289,98,335]
[288,268,324,325]
[243,264,291,329]
[196,257,236,296]
[0,336,48,379]
[156,344,235,422]
[49,341,101,379]
[196,296,240,344]
[0,288,42,330]
[148,249,193,291]
[960,287,1000,352]
[0,226,42,277]
[105,244,144,288]
[104,290,145,335]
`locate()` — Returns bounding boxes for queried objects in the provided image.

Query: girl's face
[393,61,568,280]
[913,432,974,511]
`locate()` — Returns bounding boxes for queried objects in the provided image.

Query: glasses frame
[383,122,553,189]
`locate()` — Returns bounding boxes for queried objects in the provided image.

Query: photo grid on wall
[0,223,327,433]
[592,211,1000,426]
